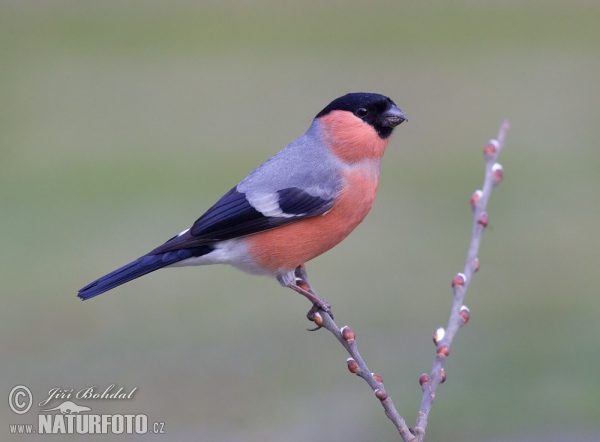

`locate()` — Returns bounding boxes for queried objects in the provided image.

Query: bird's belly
[244,167,379,274]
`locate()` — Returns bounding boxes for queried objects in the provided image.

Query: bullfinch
[78,92,406,315]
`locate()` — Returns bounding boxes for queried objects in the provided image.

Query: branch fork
[296,120,509,441]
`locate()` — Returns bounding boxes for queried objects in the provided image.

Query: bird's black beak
[381,105,407,127]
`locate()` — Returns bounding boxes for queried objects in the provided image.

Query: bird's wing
[192,184,338,239]
[151,125,343,255]
[150,184,338,254]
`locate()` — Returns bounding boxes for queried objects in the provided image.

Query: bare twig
[294,265,416,441]
[299,120,509,441]
[412,119,509,441]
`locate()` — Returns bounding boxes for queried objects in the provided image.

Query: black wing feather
[151,186,334,254]
[277,187,330,215]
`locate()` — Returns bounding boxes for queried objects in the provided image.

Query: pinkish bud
[297,280,310,291]
[440,368,447,383]
[433,327,445,345]
[437,345,450,357]
[483,139,499,156]
[478,212,489,227]
[347,358,359,374]
[470,190,483,210]
[374,389,388,401]
[492,163,503,187]
[372,373,384,383]
[474,258,480,272]
[341,326,355,342]
[459,305,470,323]
[452,273,466,288]
[313,312,323,327]
[419,373,430,386]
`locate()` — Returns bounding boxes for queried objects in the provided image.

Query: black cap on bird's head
[316,92,407,139]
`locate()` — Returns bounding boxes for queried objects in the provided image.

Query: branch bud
[341,326,355,342]
[313,312,323,327]
[474,258,480,272]
[437,345,450,357]
[346,357,359,374]
[297,280,310,291]
[440,368,447,383]
[374,389,388,401]
[470,190,482,210]
[459,305,470,323]
[372,373,384,383]
[419,373,430,386]
[492,163,503,187]
[478,212,489,227]
[433,327,445,345]
[483,139,499,157]
[452,273,466,288]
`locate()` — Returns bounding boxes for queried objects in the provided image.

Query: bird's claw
[308,299,332,319]
[292,264,333,328]
[305,299,333,331]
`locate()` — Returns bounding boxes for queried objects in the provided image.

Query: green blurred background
[2,1,599,440]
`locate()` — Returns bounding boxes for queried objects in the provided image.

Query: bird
[78,92,406,318]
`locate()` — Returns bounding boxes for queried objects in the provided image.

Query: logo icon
[8,383,165,435]
[41,400,91,415]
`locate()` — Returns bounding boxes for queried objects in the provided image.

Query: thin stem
[299,120,508,442]
[295,266,416,441]
[413,120,509,441]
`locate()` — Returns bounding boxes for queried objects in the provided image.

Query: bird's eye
[355,107,369,117]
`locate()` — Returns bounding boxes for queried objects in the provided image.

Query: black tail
[77,246,213,300]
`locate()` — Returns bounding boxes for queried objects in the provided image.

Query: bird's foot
[304,295,332,321]
[290,265,333,329]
